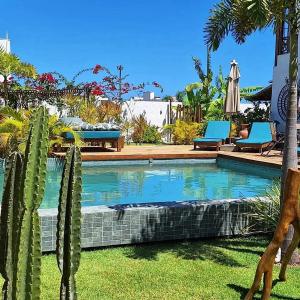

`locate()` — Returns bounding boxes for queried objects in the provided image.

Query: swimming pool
[0,157,277,209]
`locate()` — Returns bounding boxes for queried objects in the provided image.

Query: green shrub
[143,125,161,144]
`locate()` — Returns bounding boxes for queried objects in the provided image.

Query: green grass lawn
[5,236,300,299]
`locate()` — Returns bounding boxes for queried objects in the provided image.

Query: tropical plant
[248,182,280,232]
[57,146,82,299]
[185,50,217,117]
[234,102,271,124]
[0,107,80,155]
[175,90,186,102]
[96,101,122,124]
[131,114,148,144]
[142,125,162,144]
[165,120,205,145]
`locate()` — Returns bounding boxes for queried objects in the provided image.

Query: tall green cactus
[56,145,82,300]
[15,106,49,300]
[0,152,23,300]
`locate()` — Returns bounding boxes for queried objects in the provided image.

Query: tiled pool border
[0,157,276,252]
[40,197,260,252]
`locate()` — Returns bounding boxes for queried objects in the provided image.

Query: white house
[122,99,181,128]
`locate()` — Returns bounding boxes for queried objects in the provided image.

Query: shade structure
[224,60,241,114]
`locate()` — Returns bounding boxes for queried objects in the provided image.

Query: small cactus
[56,145,82,300]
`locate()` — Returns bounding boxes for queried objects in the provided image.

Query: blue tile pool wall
[217,157,282,178]
[39,198,259,252]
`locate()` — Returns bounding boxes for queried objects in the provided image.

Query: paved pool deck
[53,145,283,168]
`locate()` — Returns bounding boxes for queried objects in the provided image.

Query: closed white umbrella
[224,60,241,114]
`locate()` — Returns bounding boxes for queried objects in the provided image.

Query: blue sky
[1,0,274,97]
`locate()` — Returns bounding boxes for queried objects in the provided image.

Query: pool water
[0,159,280,209]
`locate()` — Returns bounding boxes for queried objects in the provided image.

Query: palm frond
[185,82,202,92]
[0,106,24,121]
[204,0,235,50]
[0,119,23,133]
[240,86,264,97]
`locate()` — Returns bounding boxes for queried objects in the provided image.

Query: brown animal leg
[262,266,274,300]
[244,169,300,300]
[244,229,288,300]
[279,223,300,281]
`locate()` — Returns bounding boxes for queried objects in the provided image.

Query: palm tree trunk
[281,15,299,263]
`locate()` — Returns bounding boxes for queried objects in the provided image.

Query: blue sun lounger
[193,121,231,151]
[235,122,274,153]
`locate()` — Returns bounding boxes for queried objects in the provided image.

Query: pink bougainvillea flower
[91,85,104,96]
[103,76,111,82]
[35,86,44,91]
[93,64,103,74]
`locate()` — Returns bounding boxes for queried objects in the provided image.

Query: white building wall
[122,100,181,128]
[271,34,300,132]
[0,38,10,53]
[271,53,290,132]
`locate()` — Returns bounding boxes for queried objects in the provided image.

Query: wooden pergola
[3,87,91,99]
[0,87,91,108]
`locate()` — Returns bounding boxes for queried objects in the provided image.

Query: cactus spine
[57,146,82,300]
[0,152,23,300]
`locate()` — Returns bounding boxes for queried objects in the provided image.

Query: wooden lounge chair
[193,121,231,151]
[235,122,274,153]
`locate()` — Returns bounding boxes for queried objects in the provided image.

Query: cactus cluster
[0,107,82,300]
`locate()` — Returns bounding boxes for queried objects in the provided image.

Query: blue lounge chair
[193,121,231,151]
[235,122,274,153]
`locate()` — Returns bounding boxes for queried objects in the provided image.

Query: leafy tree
[204,0,299,271]
[0,48,36,107]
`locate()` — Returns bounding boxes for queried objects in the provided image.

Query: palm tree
[205,1,299,297]
[191,49,217,115]
[0,48,36,106]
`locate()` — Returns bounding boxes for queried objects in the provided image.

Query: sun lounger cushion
[193,121,230,143]
[193,138,223,143]
[204,121,231,139]
[64,131,121,139]
[235,122,272,145]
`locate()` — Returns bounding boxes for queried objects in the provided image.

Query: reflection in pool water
[0,159,280,208]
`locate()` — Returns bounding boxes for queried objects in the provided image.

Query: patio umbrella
[224,60,241,115]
